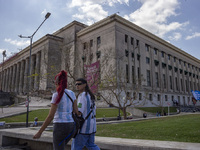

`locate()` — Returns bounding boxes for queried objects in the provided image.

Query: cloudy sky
[0,0,200,63]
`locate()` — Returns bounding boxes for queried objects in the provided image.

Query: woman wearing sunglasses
[33,70,78,150]
[71,78,100,150]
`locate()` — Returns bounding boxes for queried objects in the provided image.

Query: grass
[1,107,199,143]
[96,114,200,143]
[0,108,124,123]
[136,107,177,114]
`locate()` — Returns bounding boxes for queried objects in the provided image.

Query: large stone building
[0,14,199,107]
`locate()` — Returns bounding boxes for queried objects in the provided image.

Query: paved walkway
[0,97,51,119]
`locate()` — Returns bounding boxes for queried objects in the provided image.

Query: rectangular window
[165,95,168,101]
[97,36,101,45]
[139,93,142,100]
[170,76,172,89]
[163,74,166,89]
[168,54,171,60]
[138,67,140,84]
[158,94,160,101]
[90,40,93,47]
[125,34,128,43]
[175,77,178,91]
[146,57,150,64]
[132,66,135,83]
[149,94,152,101]
[147,70,151,86]
[174,57,176,62]
[161,51,165,57]
[126,64,129,83]
[179,59,181,65]
[181,79,183,91]
[154,48,158,55]
[155,72,159,87]
[83,42,86,49]
[185,80,188,92]
[131,37,134,45]
[136,40,139,46]
[145,44,150,52]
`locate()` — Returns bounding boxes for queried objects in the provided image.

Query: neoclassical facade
[0,14,199,106]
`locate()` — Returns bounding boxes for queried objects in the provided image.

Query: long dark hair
[55,70,67,104]
[76,78,95,100]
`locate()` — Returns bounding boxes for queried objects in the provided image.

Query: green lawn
[96,114,200,143]
[0,108,124,123]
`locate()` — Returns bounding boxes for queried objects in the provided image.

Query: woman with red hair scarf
[33,70,78,150]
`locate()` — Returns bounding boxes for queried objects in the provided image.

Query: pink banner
[84,61,100,94]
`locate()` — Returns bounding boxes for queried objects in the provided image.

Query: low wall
[1,125,200,150]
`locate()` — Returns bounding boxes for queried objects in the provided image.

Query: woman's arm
[33,104,57,139]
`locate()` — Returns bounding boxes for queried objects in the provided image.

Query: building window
[90,40,93,47]
[158,94,160,101]
[139,93,142,100]
[147,70,151,86]
[179,59,181,65]
[125,49,129,57]
[174,57,176,62]
[97,36,101,45]
[136,40,139,46]
[163,74,166,89]
[125,34,128,43]
[170,76,172,89]
[165,95,168,101]
[168,54,171,60]
[155,72,159,87]
[149,94,152,101]
[154,48,158,55]
[132,66,135,83]
[145,44,150,52]
[175,77,178,91]
[126,64,129,83]
[83,42,86,49]
[131,37,134,45]
[138,67,140,84]
[185,80,188,92]
[146,57,150,64]
[181,79,183,91]
[161,51,165,57]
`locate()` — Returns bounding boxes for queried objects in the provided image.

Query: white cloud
[124,0,188,38]
[4,38,29,47]
[69,0,129,25]
[168,32,182,41]
[185,32,200,40]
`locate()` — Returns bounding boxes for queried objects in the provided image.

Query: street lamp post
[1,50,6,92]
[19,12,51,127]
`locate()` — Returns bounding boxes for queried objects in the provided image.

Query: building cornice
[53,20,88,36]
[77,14,200,63]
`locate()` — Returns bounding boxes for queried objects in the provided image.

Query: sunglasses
[75,83,83,86]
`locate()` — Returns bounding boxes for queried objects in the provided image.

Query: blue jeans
[71,133,100,150]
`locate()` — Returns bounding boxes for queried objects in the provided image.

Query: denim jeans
[53,122,75,150]
[71,133,100,150]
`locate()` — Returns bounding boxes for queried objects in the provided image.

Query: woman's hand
[33,131,42,139]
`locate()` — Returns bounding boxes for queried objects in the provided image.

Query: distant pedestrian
[33,117,38,127]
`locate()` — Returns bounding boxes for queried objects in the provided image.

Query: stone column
[19,60,25,94]
[34,52,41,91]
[30,55,36,91]
[11,64,16,92]
[5,69,9,92]
[15,63,20,93]
[23,58,29,94]
[3,69,7,92]
[7,68,11,92]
